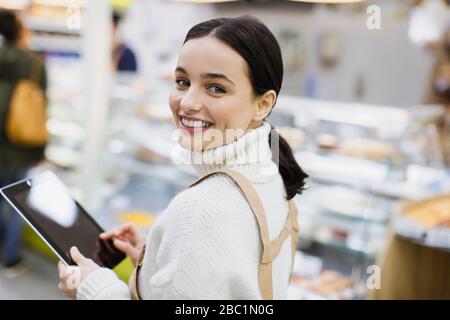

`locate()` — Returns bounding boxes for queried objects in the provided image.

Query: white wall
[121,0,216,98]
[121,1,435,108]
[215,5,435,108]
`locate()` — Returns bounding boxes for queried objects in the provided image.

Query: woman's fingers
[100,223,135,239]
[120,222,137,231]
[70,246,87,266]
[101,223,141,245]
[57,262,78,299]
[113,238,139,261]
[57,261,65,275]
[99,223,130,239]
[99,229,117,240]
[113,238,134,253]
[121,223,144,244]
[117,223,138,240]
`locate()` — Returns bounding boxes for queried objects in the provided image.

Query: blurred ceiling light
[0,0,30,10]
[288,0,363,3]
[408,0,450,46]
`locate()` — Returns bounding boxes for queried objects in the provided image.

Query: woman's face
[169,36,261,151]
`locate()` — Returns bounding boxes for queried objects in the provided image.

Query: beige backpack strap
[191,169,277,299]
[259,200,298,298]
[129,244,146,300]
[288,200,299,268]
[203,170,272,259]
[188,171,224,188]
[266,212,292,261]
[128,170,299,300]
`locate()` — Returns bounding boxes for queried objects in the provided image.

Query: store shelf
[299,185,390,224]
[288,268,367,300]
[300,236,377,260]
[46,118,85,141]
[295,151,437,201]
[307,205,387,225]
[45,144,81,168]
[300,144,401,167]
[277,96,410,139]
[29,34,81,54]
[396,234,450,254]
[104,152,196,188]
[298,200,386,231]
[297,201,384,260]
[394,194,450,252]
[395,217,450,253]
[25,18,82,36]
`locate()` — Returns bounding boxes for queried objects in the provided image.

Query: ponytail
[269,126,308,200]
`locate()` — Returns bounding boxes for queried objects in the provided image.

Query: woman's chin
[178,137,203,152]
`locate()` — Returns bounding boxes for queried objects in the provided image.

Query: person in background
[112,11,138,73]
[0,9,47,277]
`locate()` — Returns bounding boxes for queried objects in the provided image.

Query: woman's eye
[176,79,189,88]
[208,86,226,94]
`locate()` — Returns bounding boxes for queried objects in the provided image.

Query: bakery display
[338,138,398,161]
[277,126,307,151]
[395,195,450,250]
[316,133,339,151]
[290,270,366,300]
[402,195,450,231]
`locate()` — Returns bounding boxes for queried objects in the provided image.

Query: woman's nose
[179,88,204,113]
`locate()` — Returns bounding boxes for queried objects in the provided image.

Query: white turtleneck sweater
[76,122,294,300]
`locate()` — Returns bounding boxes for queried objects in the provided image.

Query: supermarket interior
[0,0,450,300]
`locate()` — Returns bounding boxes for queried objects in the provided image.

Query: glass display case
[270,96,450,299]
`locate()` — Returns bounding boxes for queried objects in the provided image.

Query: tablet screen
[0,171,125,268]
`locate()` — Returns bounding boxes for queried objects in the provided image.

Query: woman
[111,11,138,73]
[58,15,307,300]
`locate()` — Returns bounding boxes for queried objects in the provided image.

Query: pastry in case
[402,195,450,231]
[338,138,397,161]
[277,127,306,151]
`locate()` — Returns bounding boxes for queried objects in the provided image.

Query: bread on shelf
[402,195,450,231]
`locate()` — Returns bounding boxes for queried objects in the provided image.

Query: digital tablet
[0,171,126,268]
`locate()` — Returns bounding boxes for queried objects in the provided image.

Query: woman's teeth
[181,117,212,128]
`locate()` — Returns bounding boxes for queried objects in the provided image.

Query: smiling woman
[58,15,308,300]
[170,36,257,150]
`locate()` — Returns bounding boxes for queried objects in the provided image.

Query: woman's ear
[252,90,277,122]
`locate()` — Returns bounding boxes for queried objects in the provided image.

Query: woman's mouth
[179,116,214,134]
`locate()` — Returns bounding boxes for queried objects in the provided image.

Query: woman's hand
[100,222,145,266]
[57,246,100,299]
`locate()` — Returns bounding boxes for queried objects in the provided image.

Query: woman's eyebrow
[175,67,235,86]
[175,66,188,74]
[201,73,235,86]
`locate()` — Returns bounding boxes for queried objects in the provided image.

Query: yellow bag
[6,58,47,147]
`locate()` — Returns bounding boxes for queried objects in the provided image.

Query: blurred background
[0,0,449,300]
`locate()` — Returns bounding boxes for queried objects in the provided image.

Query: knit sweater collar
[173,121,279,184]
